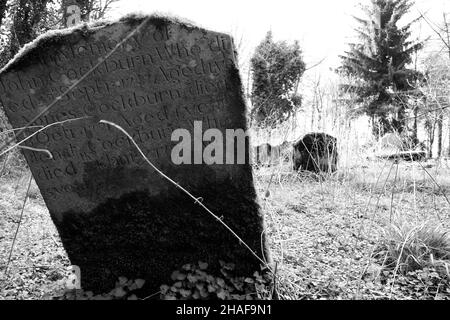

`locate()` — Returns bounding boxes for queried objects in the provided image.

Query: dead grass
[1,157,450,299]
[374,221,450,273]
[256,158,450,300]
[0,175,70,299]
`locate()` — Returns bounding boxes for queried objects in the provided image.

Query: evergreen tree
[0,0,7,26]
[338,0,423,136]
[250,31,305,127]
[0,0,117,68]
[9,0,56,56]
[0,0,62,67]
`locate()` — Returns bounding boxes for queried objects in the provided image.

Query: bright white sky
[111,0,450,73]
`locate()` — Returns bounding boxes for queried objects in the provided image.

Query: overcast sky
[111,0,450,72]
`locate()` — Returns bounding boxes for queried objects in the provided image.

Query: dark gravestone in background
[292,133,338,173]
[0,15,269,294]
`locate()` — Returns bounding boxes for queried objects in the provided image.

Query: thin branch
[418,9,450,52]
[0,117,89,158]
[0,16,153,154]
[4,174,32,276]
[0,125,43,137]
[18,145,53,159]
[100,119,270,270]
[304,57,327,72]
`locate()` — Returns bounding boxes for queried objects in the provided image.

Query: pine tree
[250,31,305,127]
[338,0,423,136]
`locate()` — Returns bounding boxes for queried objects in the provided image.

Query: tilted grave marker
[0,15,269,293]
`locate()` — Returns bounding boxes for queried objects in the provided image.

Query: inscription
[0,19,239,214]
[0,17,268,297]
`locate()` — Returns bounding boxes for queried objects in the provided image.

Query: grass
[0,155,450,299]
[255,158,450,300]
[374,221,450,273]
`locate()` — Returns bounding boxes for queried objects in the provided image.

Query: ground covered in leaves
[1,159,450,300]
[257,159,450,300]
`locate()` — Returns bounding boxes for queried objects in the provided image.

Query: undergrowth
[52,261,273,300]
[160,261,273,300]
[374,221,450,275]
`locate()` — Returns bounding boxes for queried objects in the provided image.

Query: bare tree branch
[418,9,450,53]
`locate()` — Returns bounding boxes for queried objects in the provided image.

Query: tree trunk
[428,133,434,158]
[448,115,450,157]
[427,121,435,159]
[412,106,418,146]
[437,113,444,157]
[372,116,384,138]
[316,106,322,131]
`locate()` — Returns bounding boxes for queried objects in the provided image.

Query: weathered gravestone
[0,14,269,294]
[292,133,338,173]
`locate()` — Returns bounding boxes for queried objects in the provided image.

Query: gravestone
[379,133,404,152]
[292,133,338,173]
[0,15,269,294]
[255,143,272,166]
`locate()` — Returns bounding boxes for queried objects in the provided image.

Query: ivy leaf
[195,270,207,278]
[160,284,170,294]
[180,289,192,298]
[223,262,236,271]
[192,291,200,300]
[187,273,198,283]
[200,289,209,298]
[244,277,255,284]
[207,284,217,293]
[195,283,204,291]
[182,264,193,271]
[128,283,138,291]
[135,279,145,289]
[112,287,126,298]
[217,289,227,300]
[118,276,128,287]
[171,271,186,281]
[217,278,226,287]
